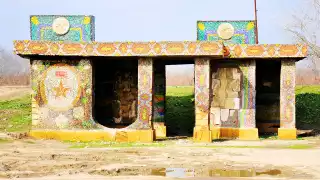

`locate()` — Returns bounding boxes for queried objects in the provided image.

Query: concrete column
[279,60,296,139]
[153,61,166,138]
[194,58,212,142]
[30,60,42,128]
[238,60,259,140]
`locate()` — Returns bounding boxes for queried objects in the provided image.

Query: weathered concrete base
[239,128,259,140]
[29,129,154,142]
[211,128,259,140]
[193,127,212,142]
[278,128,297,140]
[153,122,166,139]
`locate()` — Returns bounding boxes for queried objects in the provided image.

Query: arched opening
[92,58,138,128]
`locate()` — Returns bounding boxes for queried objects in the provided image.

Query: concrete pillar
[194,58,212,142]
[137,58,154,124]
[279,60,296,139]
[238,60,259,140]
[153,61,166,138]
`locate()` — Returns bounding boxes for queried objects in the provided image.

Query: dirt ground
[0,86,31,101]
[0,135,320,180]
[1,86,320,179]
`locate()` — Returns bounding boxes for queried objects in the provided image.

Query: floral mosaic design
[197,21,256,44]
[224,44,307,58]
[13,40,224,57]
[126,58,153,130]
[280,60,296,128]
[194,58,210,127]
[14,40,307,59]
[31,59,98,129]
[30,15,95,42]
[239,60,256,128]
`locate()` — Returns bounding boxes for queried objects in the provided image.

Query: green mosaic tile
[197,21,256,44]
[30,15,95,42]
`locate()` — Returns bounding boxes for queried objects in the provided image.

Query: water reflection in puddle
[151,168,282,178]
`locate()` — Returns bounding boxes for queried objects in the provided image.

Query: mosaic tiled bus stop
[13,15,307,142]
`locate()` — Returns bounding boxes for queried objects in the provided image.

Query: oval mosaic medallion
[40,64,81,111]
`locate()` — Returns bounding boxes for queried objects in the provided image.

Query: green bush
[296,86,320,128]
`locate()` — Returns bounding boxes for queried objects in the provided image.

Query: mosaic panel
[30,15,95,42]
[14,40,307,58]
[153,64,166,122]
[31,59,97,129]
[239,60,256,128]
[280,60,296,128]
[210,64,241,128]
[197,21,256,44]
[127,58,153,129]
[194,58,210,127]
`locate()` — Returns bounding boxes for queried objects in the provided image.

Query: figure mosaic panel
[30,15,95,42]
[14,40,307,58]
[280,60,296,128]
[197,21,256,44]
[210,61,255,128]
[210,63,241,128]
[195,58,210,127]
[31,59,97,129]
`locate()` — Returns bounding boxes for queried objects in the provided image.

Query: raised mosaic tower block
[30,15,95,42]
[197,21,256,44]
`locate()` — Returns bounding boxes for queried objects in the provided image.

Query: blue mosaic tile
[30,15,95,42]
[197,21,256,44]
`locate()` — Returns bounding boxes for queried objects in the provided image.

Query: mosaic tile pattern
[197,21,256,44]
[13,40,307,58]
[153,64,166,122]
[13,40,223,57]
[194,58,210,128]
[127,58,153,129]
[30,15,95,42]
[31,59,97,129]
[239,60,256,128]
[280,60,296,128]
[224,44,307,58]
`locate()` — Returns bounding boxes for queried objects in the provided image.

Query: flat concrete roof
[13,40,307,60]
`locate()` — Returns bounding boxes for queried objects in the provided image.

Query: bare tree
[0,46,30,85]
[286,0,320,74]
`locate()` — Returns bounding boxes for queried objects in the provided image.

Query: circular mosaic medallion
[217,23,235,40]
[52,17,70,35]
[40,64,81,111]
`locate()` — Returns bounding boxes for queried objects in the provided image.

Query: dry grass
[0,74,30,86]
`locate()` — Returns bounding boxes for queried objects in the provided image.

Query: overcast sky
[0,0,310,73]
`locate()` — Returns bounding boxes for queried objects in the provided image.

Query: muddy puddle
[89,167,284,178]
[150,168,282,178]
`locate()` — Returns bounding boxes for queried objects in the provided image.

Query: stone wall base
[211,128,259,140]
[29,129,154,142]
[153,122,166,139]
[278,128,297,140]
[193,127,212,142]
